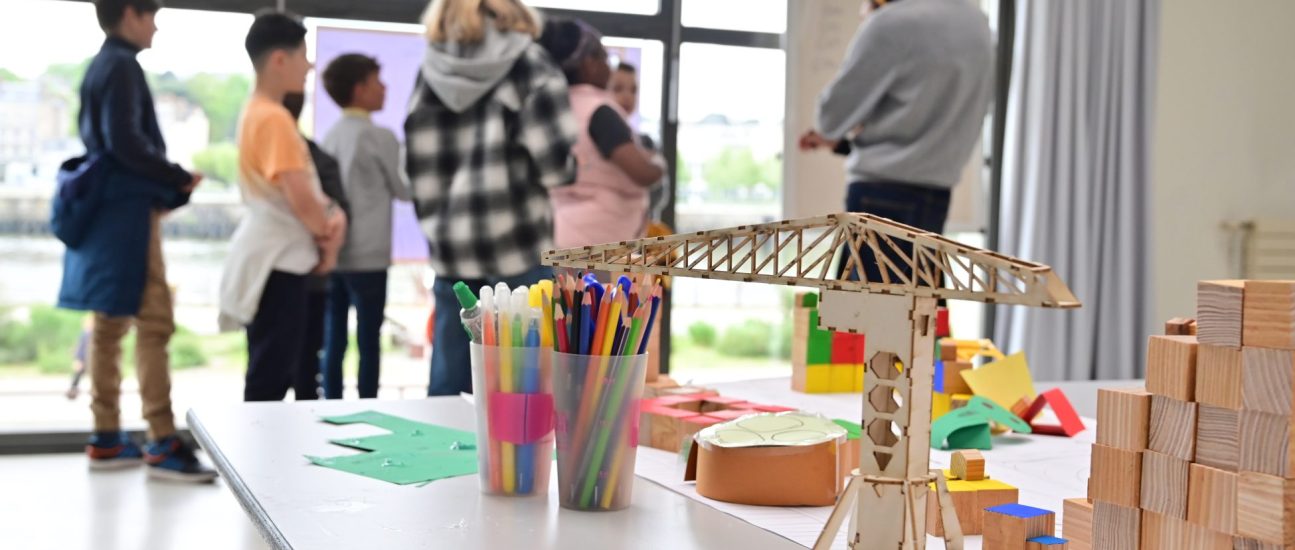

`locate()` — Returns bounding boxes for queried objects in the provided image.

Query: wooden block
[1232,538,1295,549]
[1147,335,1199,401]
[1239,410,1295,478]
[983,503,1055,550]
[925,474,1018,536]
[1096,387,1152,451]
[1196,404,1240,471]
[1141,449,1190,519]
[1237,471,1295,545]
[1089,444,1142,507]
[1062,498,1093,550]
[803,364,830,393]
[1242,347,1295,415]
[1197,344,1244,410]
[1149,395,1198,461]
[926,480,977,537]
[1188,463,1237,535]
[829,363,856,392]
[1198,280,1245,348]
[698,396,747,413]
[1092,501,1141,550]
[646,407,694,452]
[941,339,959,362]
[1025,535,1068,549]
[678,415,724,443]
[1167,317,1199,336]
[1142,509,1232,550]
[943,361,974,395]
[952,449,986,481]
[1243,281,1295,350]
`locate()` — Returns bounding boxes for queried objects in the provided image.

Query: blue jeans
[428,265,552,396]
[839,180,952,282]
[322,270,388,399]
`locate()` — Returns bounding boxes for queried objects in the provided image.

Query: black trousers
[838,180,952,282]
[295,285,327,401]
[245,270,309,402]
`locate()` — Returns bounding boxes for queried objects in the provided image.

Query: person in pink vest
[539,18,664,248]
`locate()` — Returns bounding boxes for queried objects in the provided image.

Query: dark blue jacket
[57,36,191,317]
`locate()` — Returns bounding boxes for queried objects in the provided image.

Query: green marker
[452,281,483,343]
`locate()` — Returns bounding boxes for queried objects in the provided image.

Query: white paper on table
[632,415,1096,549]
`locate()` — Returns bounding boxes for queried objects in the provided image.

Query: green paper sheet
[945,424,992,450]
[930,395,1032,450]
[832,419,862,440]
[306,410,479,485]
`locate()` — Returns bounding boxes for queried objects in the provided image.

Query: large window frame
[50,0,783,378]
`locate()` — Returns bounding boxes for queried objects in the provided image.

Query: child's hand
[798,130,839,151]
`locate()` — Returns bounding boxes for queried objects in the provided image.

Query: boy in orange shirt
[219,11,346,401]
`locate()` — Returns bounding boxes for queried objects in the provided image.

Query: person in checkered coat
[406,0,577,396]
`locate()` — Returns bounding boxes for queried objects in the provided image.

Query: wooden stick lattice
[543,213,1080,309]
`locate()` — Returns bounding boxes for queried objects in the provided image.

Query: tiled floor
[0,453,267,550]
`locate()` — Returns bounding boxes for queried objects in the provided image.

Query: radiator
[1240,220,1295,279]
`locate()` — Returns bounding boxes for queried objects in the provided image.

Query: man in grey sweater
[319,54,412,399]
[800,0,993,281]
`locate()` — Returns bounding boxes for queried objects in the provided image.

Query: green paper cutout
[306,411,479,485]
[929,396,1031,450]
[965,395,1033,433]
[832,419,862,440]
[945,424,992,450]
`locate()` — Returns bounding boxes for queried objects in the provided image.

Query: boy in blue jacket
[59,0,214,482]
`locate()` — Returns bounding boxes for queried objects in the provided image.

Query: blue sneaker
[145,436,218,483]
[87,432,144,470]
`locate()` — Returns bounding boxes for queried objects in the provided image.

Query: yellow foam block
[959,352,1036,412]
[830,364,857,392]
[804,365,831,393]
[854,365,865,392]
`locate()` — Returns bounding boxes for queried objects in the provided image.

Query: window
[527,0,659,15]
[682,0,786,33]
[669,43,788,383]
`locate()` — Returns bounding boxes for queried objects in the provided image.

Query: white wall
[1152,0,1295,324]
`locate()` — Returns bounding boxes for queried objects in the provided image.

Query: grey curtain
[993,0,1159,380]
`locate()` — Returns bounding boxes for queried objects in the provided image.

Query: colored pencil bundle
[455,274,663,505]
[549,273,662,511]
[459,281,556,496]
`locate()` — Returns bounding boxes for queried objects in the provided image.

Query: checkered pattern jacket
[405,45,577,279]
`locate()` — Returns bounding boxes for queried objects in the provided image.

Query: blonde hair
[422,0,541,43]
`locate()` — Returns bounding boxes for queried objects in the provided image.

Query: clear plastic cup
[469,343,554,496]
[552,351,648,511]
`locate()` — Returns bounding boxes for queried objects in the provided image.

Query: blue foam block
[933,360,945,393]
[985,503,1052,519]
[1027,536,1068,544]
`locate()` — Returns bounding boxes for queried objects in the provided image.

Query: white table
[191,377,1135,550]
[188,398,802,550]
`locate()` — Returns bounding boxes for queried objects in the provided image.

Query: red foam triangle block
[1022,387,1085,437]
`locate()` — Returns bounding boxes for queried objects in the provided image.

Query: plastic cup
[469,343,554,496]
[552,351,648,511]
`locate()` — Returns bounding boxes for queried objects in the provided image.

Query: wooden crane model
[542,213,1080,550]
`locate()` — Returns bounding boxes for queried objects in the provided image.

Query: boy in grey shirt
[319,54,411,399]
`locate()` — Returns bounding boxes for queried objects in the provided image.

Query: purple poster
[314,27,429,263]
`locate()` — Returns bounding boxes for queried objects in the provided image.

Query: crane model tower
[543,213,1080,549]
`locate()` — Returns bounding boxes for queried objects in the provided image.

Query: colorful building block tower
[791,292,865,393]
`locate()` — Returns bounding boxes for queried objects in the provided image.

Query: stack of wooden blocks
[926,450,1020,537]
[1066,279,1295,549]
[638,394,796,453]
[983,503,1065,549]
[933,340,976,419]
[790,292,866,393]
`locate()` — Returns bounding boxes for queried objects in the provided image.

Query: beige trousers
[89,212,176,440]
